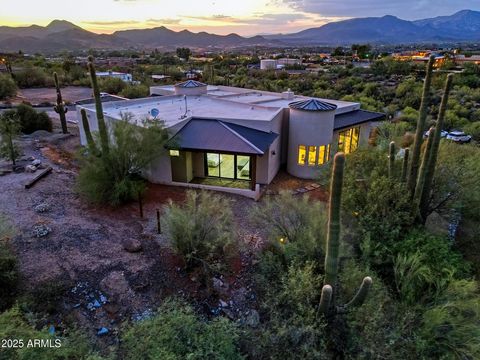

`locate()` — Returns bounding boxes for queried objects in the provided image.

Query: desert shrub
[463,121,480,142]
[122,299,242,360]
[0,74,17,100]
[99,77,126,94]
[77,115,168,205]
[247,262,328,360]
[19,280,71,315]
[251,191,326,266]
[163,191,234,276]
[119,84,149,99]
[0,111,21,168]
[0,306,102,360]
[417,279,480,359]
[14,66,50,88]
[0,214,17,311]
[341,260,418,359]
[14,104,52,134]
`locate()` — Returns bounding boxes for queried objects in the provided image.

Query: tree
[0,111,21,169]
[176,47,192,61]
[0,74,17,100]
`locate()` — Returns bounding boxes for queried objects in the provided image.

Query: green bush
[77,115,168,205]
[14,104,52,134]
[99,77,126,94]
[0,214,17,311]
[119,84,149,99]
[163,191,234,276]
[0,74,17,100]
[463,121,480,142]
[14,66,50,88]
[0,306,103,360]
[417,279,480,359]
[251,191,326,266]
[122,299,242,360]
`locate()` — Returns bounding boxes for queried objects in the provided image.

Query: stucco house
[77,80,384,199]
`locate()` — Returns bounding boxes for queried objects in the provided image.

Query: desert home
[77,81,384,199]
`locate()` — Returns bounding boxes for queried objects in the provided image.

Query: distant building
[77,81,384,199]
[95,71,133,82]
[260,58,302,70]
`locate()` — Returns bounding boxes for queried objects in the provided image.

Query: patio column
[250,155,257,191]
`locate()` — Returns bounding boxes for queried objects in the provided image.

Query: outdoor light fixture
[169,150,180,157]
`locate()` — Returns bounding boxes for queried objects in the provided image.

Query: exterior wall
[144,152,172,183]
[287,108,335,179]
[192,152,205,178]
[260,59,277,70]
[174,86,208,96]
[170,151,193,183]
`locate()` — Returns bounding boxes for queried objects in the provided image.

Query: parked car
[446,130,472,143]
[423,128,448,138]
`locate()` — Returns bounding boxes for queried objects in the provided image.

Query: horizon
[0,1,478,36]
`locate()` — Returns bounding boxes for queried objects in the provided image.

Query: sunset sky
[0,0,477,36]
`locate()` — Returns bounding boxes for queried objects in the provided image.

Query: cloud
[146,18,182,25]
[280,0,478,20]
[181,14,234,21]
[82,20,140,25]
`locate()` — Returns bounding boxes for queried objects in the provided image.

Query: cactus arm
[407,55,435,197]
[414,126,435,203]
[324,152,345,287]
[401,148,409,182]
[345,277,373,308]
[318,284,333,316]
[87,56,109,155]
[388,141,396,179]
[418,74,454,222]
[80,109,97,154]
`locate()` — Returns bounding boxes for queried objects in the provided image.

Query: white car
[423,129,448,138]
[446,130,472,143]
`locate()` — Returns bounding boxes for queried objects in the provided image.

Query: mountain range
[0,10,479,53]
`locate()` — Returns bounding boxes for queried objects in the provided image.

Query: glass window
[318,144,331,165]
[337,127,360,155]
[169,150,180,157]
[236,155,251,180]
[220,154,235,179]
[206,153,220,177]
[308,146,316,166]
[206,153,250,180]
[298,145,306,165]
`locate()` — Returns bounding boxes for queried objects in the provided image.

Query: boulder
[31,159,41,166]
[122,238,142,253]
[25,165,37,173]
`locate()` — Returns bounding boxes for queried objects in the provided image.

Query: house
[77,80,384,199]
[95,71,133,83]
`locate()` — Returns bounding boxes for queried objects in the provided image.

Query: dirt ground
[0,115,328,350]
[15,86,92,105]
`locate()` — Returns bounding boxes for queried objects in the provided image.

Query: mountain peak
[46,20,79,31]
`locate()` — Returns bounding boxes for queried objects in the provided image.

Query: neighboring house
[77,80,384,199]
[260,58,302,70]
[95,71,133,83]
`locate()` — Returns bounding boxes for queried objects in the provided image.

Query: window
[318,144,331,165]
[205,153,251,180]
[308,146,316,166]
[298,145,306,165]
[338,127,360,154]
[169,150,180,157]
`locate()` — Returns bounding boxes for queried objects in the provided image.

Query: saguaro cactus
[87,56,109,155]
[53,72,69,134]
[388,141,396,179]
[319,153,372,316]
[80,109,97,154]
[418,74,454,222]
[401,148,409,183]
[415,127,435,202]
[407,55,435,197]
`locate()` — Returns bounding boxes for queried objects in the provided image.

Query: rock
[212,277,229,295]
[100,271,135,303]
[48,325,55,335]
[122,238,142,253]
[221,308,235,320]
[219,299,228,308]
[31,159,41,166]
[244,309,260,328]
[25,165,37,173]
[32,224,51,238]
[34,203,50,213]
[97,327,109,336]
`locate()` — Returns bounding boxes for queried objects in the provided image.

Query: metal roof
[334,110,385,130]
[174,80,207,88]
[288,98,337,112]
[166,118,278,155]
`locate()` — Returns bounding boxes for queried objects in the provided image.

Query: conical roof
[174,80,207,88]
[288,98,337,111]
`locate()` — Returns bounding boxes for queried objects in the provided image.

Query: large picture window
[206,153,251,180]
[338,127,360,154]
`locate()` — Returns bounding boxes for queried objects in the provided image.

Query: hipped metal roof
[166,118,278,155]
[174,80,207,88]
[289,98,338,111]
[334,110,385,130]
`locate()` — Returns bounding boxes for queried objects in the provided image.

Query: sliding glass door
[205,153,251,180]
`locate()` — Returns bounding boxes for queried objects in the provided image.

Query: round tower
[174,80,208,96]
[287,99,337,179]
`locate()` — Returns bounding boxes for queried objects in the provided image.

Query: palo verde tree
[319,152,372,315]
[0,111,21,170]
[53,72,69,134]
[407,55,435,197]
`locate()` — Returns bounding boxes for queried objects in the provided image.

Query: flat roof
[78,95,280,128]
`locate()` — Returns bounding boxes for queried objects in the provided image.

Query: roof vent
[282,88,294,100]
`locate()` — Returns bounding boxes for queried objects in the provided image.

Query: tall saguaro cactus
[388,141,396,179]
[324,152,345,287]
[319,152,372,316]
[417,74,454,222]
[415,126,435,202]
[87,55,109,155]
[80,109,97,155]
[53,72,69,134]
[401,148,409,183]
[407,55,435,197]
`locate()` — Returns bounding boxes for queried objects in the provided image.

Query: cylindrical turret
[174,80,208,96]
[287,99,337,179]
